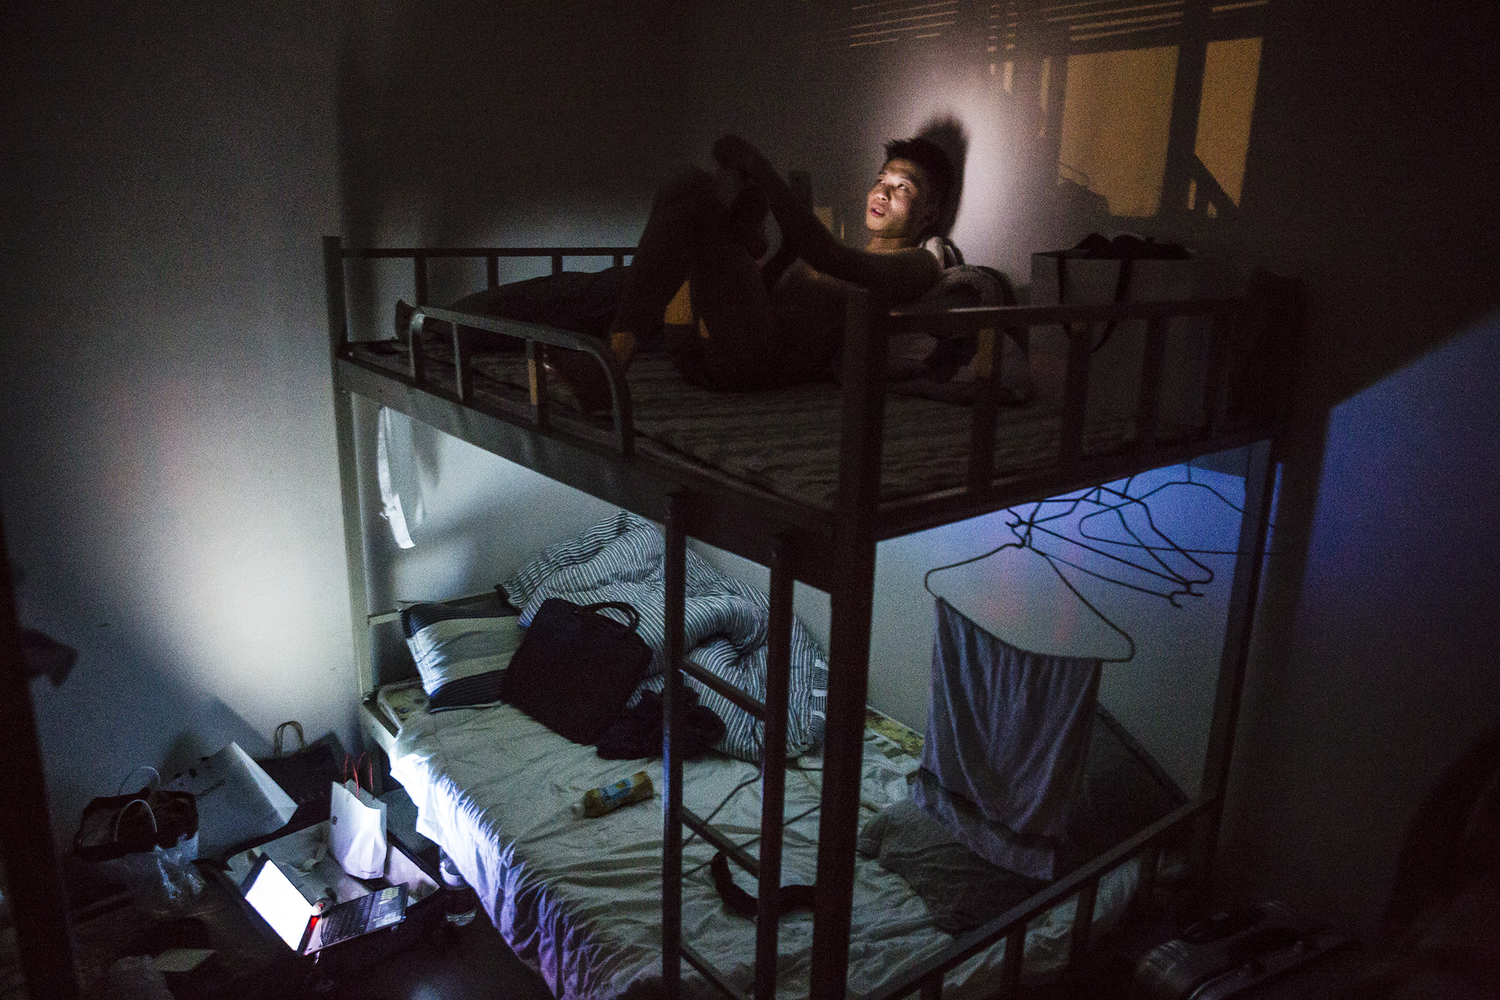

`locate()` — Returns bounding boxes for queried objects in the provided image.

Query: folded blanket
[500,511,828,763]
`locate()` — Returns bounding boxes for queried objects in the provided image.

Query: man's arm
[713,135,941,303]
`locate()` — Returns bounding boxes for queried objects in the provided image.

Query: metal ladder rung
[681,658,766,721]
[682,942,752,1000]
[682,807,760,879]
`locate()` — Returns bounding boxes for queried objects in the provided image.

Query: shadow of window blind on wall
[799,1,1268,59]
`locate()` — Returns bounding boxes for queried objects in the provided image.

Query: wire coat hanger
[922,529,1137,664]
[921,463,1268,666]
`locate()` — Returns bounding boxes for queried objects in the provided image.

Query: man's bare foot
[541,348,611,413]
[711,134,773,181]
[541,335,634,414]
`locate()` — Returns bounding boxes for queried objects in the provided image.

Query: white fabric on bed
[390,700,1140,1000]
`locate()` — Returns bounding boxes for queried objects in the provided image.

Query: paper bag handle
[273,721,306,757]
[116,765,161,796]
[343,752,375,794]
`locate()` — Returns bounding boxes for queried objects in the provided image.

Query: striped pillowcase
[401,596,524,712]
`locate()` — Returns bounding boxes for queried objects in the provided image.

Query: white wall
[2,5,349,845]
[1211,0,1500,933]
[0,1,691,848]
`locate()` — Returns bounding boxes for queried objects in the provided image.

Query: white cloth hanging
[377,406,423,549]
[913,596,1101,880]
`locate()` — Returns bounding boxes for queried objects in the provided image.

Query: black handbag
[254,720,346,828]
[501,598,653,745]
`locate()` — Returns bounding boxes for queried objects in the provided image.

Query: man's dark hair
[883,135,956,240]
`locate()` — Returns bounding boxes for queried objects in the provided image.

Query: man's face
[866,157,932,241]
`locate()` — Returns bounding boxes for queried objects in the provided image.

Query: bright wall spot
[1197,37,1263,207]
[1058,46,1179,218]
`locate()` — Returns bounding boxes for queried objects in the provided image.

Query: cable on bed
[680,759,826,881]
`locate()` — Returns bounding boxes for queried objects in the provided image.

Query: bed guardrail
[865,796,1210,1000]
[327,238,1294,533]
[887,297,1243,471]
[404,304,639,459]
[326,240,640,457]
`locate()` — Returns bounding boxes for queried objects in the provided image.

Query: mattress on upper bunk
[347,340,1191,511]
[385,690,1185,1000]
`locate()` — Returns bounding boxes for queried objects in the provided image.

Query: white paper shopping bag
[328,760,387,879]
[165,741,298,858]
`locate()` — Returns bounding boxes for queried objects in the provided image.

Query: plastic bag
[75,766,206,914]
[95,838,206,916]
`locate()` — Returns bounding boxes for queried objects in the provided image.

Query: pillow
[400,594,524,712]
[887,265,1033,406]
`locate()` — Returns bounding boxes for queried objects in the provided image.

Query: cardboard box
[225,819,444,978]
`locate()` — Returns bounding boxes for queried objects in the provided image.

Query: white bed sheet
[390,702,1138,999]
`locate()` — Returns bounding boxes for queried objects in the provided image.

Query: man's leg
[671,225,780,391]
[395,267,628,350]
[608,168,767,354]
[551,167,775,405]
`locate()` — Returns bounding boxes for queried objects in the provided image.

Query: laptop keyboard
[317,885,406,948]
[319,892,377,945]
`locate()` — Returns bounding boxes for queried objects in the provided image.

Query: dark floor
[326,915,554,1000]
[322,911,1371,1000]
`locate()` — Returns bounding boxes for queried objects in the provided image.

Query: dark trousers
[452,168,800,389]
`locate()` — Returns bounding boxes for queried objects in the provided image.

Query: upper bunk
[324,237,1300,593]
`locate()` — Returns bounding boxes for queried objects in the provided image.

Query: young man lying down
[397,128,963,410]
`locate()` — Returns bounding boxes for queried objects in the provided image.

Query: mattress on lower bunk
[386,693,1184,1000]
[349,343,1183,510]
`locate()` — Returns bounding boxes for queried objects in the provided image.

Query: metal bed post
[810,288,889,999]
[661,507,798,999]
[662,492,690,999]
[324,236,376,696]
[1193,437,1277,887]
[754,534,797,1000]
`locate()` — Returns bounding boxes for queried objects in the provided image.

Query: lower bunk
[373,687,1186,1000]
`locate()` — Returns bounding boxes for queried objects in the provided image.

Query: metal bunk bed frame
[324,236,1297,999]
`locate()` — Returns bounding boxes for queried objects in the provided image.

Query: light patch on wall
[1056,46,1178,218]
[861,53,1027,269]
[1195,36,1262,208]
[177,541,324,699]
[107,373,356,737]
[380,428,619,607]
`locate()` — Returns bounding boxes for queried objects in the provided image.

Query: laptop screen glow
[243,858,314,950]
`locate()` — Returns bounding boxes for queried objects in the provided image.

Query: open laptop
[241,853,407,954]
